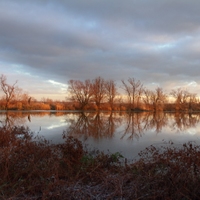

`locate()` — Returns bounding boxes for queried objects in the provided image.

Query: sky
[1,0,200,100]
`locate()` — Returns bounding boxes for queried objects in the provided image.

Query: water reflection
[0,112,27,131]
[120,112,168,140]
[1,111,200,158]
[172,113,200,132]
[1,111,200,139]
[64,112,200,141]
[65,112,122,140]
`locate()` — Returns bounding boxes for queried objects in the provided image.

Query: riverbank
[1,126,200,199]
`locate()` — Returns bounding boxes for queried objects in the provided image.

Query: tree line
[67,76,200,112]
[0,74,200,112]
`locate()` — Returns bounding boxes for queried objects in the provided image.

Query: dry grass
[1,126,200,199]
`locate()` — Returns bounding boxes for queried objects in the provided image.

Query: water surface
[1,111,200,160]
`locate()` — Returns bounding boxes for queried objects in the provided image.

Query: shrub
[1,126,200,199]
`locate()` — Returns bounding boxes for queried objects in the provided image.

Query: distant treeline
[1,74,200,112]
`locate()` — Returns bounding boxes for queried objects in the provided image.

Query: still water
[1,111,200,160]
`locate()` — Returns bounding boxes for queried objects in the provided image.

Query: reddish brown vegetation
[1,74,200,112]
[1,126,200,199]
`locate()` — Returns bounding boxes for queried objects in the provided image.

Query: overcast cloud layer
[1,0,200,99]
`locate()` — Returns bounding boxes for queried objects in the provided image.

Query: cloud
[1,0,200,99]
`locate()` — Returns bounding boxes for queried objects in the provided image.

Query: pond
[1,111,200,160]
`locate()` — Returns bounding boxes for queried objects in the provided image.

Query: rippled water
[1,111,200,160]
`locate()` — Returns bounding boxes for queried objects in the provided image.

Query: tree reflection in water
[64,111,200,141]
[0,111,27,131]
[0,111,57,139]
[64,112,122,141]
[171,112,200,132]
[0,112,35,146]
[119,112,168,140]
[0,111,57,130]
[1,111,200,142]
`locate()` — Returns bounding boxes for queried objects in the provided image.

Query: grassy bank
[1,126,200,199]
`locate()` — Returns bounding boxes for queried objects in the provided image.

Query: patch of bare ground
[1,126,200,199]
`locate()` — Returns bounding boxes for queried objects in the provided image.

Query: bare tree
[0,74,18,110]
[105,79,118,110]
[143,89,153,110]
[92,77,106,109]
[121,78,143,110]
[136,84,143,108]
[67,79,93,109]
[20,92,32,109]
[171,88,197,111]
[12,87,31,109]
[188,93,198,111]
[151,87,167,112]
[171,88,188,111]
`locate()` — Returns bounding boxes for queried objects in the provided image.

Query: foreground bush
[1,126,200,199]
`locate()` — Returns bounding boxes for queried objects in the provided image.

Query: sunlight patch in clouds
[47,80,67,94]
[186,81,198,87]
[156,43,175,49]
[48,80,67,87]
